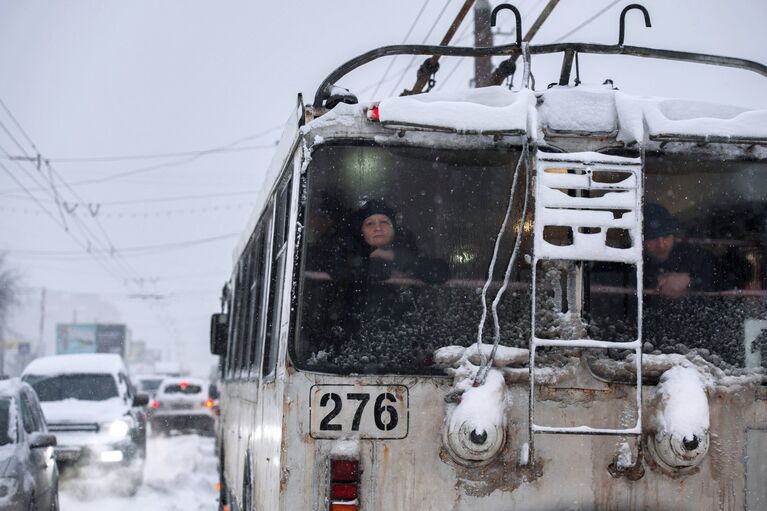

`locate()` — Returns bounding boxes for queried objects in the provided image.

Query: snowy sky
[0,0,765,377]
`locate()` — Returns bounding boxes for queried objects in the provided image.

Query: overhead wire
[370,0,433,99]
[6,231,240,258]
[0,99,182,340]
[30,124,283,163]
[1,189,258,206]
[387,0,452,98]
[554,0,622,42]
[0,131,278,196]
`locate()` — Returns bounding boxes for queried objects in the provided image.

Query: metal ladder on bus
[529,151,643,440]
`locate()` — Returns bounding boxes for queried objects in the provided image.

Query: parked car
[150,377,217,436]
[21,354,148,493]
[0,378,59,511]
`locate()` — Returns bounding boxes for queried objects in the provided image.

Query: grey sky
[0,0,765,376]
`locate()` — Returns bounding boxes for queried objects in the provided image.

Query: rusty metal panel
[746,428,767,511]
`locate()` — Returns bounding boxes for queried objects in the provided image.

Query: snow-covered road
[60,434,218,510]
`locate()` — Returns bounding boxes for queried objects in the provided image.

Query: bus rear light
[330,459,358,481]
[204,399,215,408]
[151,400,160,409]
[329,458,360,509]
[330,482,357,500]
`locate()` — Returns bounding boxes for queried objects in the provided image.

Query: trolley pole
[473,0,494,87]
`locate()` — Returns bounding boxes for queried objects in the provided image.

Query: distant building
[55,323,128,357]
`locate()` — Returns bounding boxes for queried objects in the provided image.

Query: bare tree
[0,254,20,372]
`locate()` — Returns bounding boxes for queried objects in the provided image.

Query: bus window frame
[248,202,274,381]
[225,257,245,381]
[286,140,534,376]
[243,223,266,381]
[262,173,293,383]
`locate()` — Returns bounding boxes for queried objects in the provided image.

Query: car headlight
[0,477,18,498]
[106,420,130,438]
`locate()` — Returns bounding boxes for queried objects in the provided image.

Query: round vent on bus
[443,420,505,467]
[647,431,709,473]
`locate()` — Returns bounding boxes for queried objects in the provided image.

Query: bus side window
[225,260,245,380]
[263,176,292,380]
[231,232,258,381]
[248,209,272,379]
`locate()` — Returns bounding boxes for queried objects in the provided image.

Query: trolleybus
[210,4,767,510]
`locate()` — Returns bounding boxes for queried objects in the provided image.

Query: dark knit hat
[352,199,396,234]
[644,203,677,240]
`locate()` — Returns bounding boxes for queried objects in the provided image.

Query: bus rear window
[639,156,767,369]
[293,144,532,375]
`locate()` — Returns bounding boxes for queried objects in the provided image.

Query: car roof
[134,374,164,381]
[22,353,127,377]
[0,377,35,398]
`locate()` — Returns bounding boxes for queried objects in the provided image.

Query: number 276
[319,392,399,432]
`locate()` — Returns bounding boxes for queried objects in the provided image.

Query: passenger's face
[644,234,674,262]
[361,214,394,248]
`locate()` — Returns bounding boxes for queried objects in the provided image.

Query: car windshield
[23,373,120,401]
[292,144,531,375]
[162,384,202,394]
[0,398,13,445]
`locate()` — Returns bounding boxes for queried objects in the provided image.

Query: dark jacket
[643,243,723,292]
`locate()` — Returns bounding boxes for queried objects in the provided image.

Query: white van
[22,354,149,493]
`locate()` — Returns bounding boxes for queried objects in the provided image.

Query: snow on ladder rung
[532,338,641,350]
[540,171,638,190]
[538,208,637,229]
[532,424,642,436]
[538,186,637,209]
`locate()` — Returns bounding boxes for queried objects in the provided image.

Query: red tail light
[330,483,357,500]
[329,459,359,510]
[204,399,214,408]
[151,400,159,409]
[367,105,380,122]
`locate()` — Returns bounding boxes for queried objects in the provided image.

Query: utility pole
[473,0,494,87]
[38,288,46,357]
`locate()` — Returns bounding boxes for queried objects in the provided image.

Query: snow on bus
[211,16,767,511]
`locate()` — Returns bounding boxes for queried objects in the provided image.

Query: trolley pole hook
[491,4,522,47]
[618,4,652,46]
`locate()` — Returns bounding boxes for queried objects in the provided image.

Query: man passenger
[643,203,720,298]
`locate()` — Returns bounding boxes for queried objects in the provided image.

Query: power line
[1,144,275,164]
[0,96,39,153]
[0,131,279,195]
[371,0,433,99]
[388,0,453,98]
[2,189,258,206]
[555,0,622,42]
[0,98,154,288]
[0,200,250,218]
[5,232,240,257]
